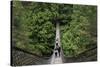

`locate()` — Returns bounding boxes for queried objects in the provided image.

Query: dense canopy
[12,1,97,58]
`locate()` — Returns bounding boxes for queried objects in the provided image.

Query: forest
[12,1,97,64]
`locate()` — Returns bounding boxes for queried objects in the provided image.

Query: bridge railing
[11,47,51,66]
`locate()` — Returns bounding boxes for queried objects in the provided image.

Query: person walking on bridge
[56,42,61,57]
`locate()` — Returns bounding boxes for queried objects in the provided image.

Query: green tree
[61,5,97,57]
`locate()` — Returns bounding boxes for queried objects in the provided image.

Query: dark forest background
[12,1,97,60]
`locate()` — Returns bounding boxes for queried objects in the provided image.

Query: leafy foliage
[61,5,97,57]
[12,1,97,57]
